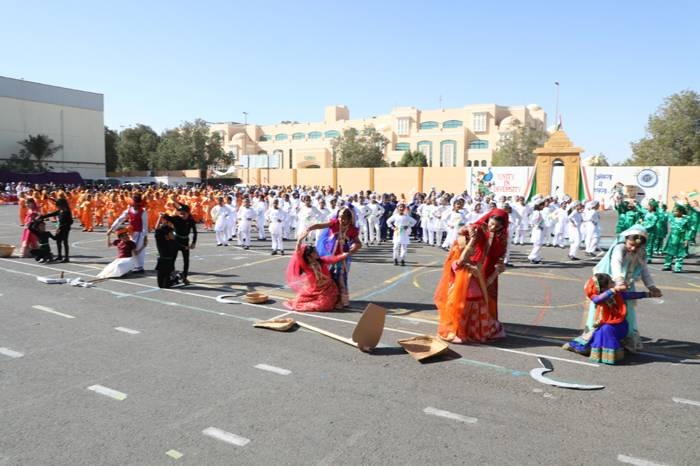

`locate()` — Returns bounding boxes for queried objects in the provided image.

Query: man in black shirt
[161,204,197,285]
[154,223,181,288]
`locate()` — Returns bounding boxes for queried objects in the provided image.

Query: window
[466,160,472,167]
[395,142,410,152]
[468,139,489,149]
[440,140,457,167]
[481,160,488,167]
[274,133,288,141]
[308,131,322,139]
[324,130,340,139]
[473,112,488,132]
[419,121,439,130]
[395,117,410,136]
[259,134,271,142]
[417,141,432,166]
[292,132,305,140]
[442,120,463,129]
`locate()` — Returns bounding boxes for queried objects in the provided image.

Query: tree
[491,124,547,166]
[151,120,226,178]
[104,126,119,173]
[116,124,159,172]
[584,153,610,166]
[397,150,427,167]
[2,134,63,172]
[627,90,700,166]
[331,126,388,168]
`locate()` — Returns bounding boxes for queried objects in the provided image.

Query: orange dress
[18,197,27,225]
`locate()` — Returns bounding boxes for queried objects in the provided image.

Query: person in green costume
[663,204,693,273]
[639,199,660,263]
[653,203,668,255]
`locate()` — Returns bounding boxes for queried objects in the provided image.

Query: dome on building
[526,104,542,112]
[498,116,521,132]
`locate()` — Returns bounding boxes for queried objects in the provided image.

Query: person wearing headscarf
[582,225,662,352]
[300,206,362,308]
[434,208,509,343]
[564,273,651,364]
[284,242,349,311]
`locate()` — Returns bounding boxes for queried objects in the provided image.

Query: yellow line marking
[502,271,578,281]
[662,285,700,293]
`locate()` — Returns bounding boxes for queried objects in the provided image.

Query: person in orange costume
[79,194,95,231]
[18,192,28,226]
[434,208,509,343]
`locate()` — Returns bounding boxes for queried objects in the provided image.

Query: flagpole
[554,81,560,130]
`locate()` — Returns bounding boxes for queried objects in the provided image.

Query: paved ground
[0,205,698,465]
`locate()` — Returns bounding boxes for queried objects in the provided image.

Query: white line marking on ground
[114,327,141,335]
[672,397,700,407]
[617,454,669,466]
[87,384,127,401]
[165,449,183,459]
[0,347,24,358]
[202,427,250,447]
[32,305,75,319]
[481,345,600,367]
[423,407,477,424]
[254,364,291,375]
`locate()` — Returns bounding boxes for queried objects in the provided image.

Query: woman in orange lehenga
[434,208,509,343]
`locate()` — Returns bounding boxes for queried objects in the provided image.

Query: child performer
[211,197,233,246]
[564,273,651,364]
[284,241,350,311]
[386,202,417,266]
[28,220,56,263]
[662,204,693,273]
[108,194,148,272]
[18,198,40,257]
[236,197,254,249]
[39,197,73,263]
[153,222,182,288]
[266,197,287,255]
[161,204,197,285]
[97,228,147,278]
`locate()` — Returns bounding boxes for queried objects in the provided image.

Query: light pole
[554,82,560,130]
[243,111,249,183]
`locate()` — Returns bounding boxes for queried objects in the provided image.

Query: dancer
[564,273,652,364]
[211,197,234,246]
[386,202,417,266]
[527,196,546,264]
[107,194,148,272]
[663,204,693,273]
[161,204,197,285]
[434,208,509,343]
[18,197,40,257]
[566,200,584,261]
[27,220,56,263]
[301,206,362,308]
[236,197,254,249]
[153,222,182,288]
[284,241,349,311]
[266,197,287,255]
[97,227,147,278]
[40,197,73,263]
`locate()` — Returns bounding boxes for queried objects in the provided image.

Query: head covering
[620,224,647,239]
[178,204,190,213]
[115,227,129,236]
[673,203,688,215]
[285,244,318,294]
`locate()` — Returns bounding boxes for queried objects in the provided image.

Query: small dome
[527,104,542,111]
[498,116,520,132]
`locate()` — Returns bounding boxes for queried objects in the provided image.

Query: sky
[3,0,699,163]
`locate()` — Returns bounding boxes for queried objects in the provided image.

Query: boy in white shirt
[266,198,287,255]
[386,202,417,266]
[236,197,254,249]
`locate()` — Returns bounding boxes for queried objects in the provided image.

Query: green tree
[3,134,63,172]
[104,126,119,173]
[627,90,700,166]
[331,126,388,168]
[585,153,610,166]
[152,120,226,178]
[491,124,547,166]
[397,150,427,167]
[117,124,159,172]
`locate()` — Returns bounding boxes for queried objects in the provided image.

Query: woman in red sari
[434,208,509,343]
[285,242,349,312]
[18,198,40,257]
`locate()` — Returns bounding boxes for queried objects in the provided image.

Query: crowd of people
[5,180,699,365]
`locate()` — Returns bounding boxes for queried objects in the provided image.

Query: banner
[467,167,533,200]
[586,166,669,206]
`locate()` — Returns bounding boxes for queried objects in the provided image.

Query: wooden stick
[296,321,358,348]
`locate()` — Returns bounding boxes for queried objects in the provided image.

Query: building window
[308,131,322,139]
[442,120,463,129]
[466,160,472,167]
[481,160,488,167]
[468,139,489,149]
[440,140,457,167]
[395,142,410,152]
[417,141,432,166]
[274,133,288,141]
[292,132,305,140]
[419,121,439,130]
[473,112,488,132]
[259,134,272,142]
[324,130,340,139]
[395,117,410,136]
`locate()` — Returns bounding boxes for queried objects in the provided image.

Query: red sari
[434,209,509,343]
[285,245,347,312]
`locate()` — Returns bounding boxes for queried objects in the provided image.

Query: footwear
[505,262,515,267]
[132,268,144,273]
[38,258,45,263]
[182,278,191,285]
[568,255,580,261]
[216,243,222,247]
[244,246,249,250]
[271,250,277,255]
[60,258,70,263]
[662,266,671,271]
[400,260,405,266]
[55,256,63,262]
[529,259,542,264]
[394,259,399,266]
[673,269,682,273]
[279,250,284,255]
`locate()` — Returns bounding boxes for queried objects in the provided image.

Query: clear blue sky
[3,0,699,163]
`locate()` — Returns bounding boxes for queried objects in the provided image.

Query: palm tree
[13,134,62,172]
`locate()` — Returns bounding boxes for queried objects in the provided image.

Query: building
[0,76,106,179]
[209,103,546,170]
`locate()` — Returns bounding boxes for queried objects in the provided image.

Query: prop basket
[0,243,15,258]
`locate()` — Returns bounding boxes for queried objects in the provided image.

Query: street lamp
[243,111,249,184]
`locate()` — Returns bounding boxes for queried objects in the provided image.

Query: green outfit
[688,206,699,244]
[615,203,641,234]
[653,209,668,254]
[663,215,692,272]
[640,208,660,260]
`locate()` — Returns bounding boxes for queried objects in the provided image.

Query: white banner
[586,166,668,206]
[467,167,533,199]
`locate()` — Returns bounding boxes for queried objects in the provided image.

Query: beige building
[210,103,546,170]
[0,76,105,179]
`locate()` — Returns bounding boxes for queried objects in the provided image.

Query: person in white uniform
[386,202,417,266]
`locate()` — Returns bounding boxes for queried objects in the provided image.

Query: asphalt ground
[0,205,698,466]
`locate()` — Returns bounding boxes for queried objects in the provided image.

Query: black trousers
[175,241,190,278]
[31,248,52,260]
[156,259,175,288]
